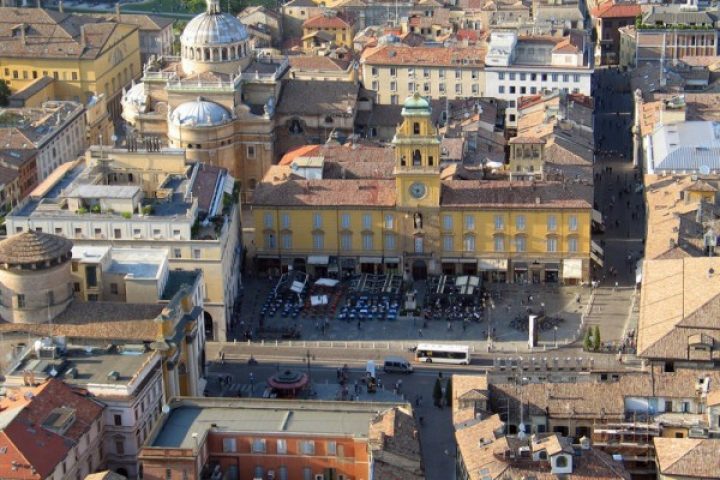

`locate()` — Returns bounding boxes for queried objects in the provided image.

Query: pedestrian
[418,328,423,337]
[415,394,420,407]
[447,321,452,331]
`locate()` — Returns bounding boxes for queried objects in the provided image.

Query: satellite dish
[700,165,711,175]
[162,404,171,414]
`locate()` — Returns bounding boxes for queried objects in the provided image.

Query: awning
[307,255,329,265]
[592,209,603,224]
[359,256,382,264]
[591,251,604,267]
[384,257,400,264]
[562,259,583,279]
[442,258,477,264]
[545,263,560,271]
[479,259,508,270]
[315,278,339,287]
[513,262,528,271]
[591,240,604,257]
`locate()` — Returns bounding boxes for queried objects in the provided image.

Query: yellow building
[252,93,592,284]
[302,12,354,52]
[0,7,141,118]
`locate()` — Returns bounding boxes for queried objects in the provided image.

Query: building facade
[360,45,487,105]
[590,2,641,66]
[252,94,592,284]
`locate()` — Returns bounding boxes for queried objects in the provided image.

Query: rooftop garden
[635,16,715,30]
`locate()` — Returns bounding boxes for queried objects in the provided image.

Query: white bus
[414,343,470,365]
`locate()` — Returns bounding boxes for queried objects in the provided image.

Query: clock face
[409,182,427,199]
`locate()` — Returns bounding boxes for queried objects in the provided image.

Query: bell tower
[393,93,441,208]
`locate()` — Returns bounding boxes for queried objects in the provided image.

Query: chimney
[80,25,86,49]
[58,0,63,12]
[579,436,590,450]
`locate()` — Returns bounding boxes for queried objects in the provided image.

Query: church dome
[402,92,431,116]
[171,98,231,127]
[181,0,249,48]
[0,231,73,269]
[121,82,148,114]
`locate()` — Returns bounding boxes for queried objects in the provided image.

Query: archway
[204,310,214,341]
[413,149,421,166]
[412,260,427,280]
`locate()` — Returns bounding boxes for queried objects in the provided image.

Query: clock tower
[393,93,441,209]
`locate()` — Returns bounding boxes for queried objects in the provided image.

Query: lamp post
[553,325,558,348]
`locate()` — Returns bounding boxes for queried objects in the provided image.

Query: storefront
[340,258,356,278]
[479,259,508,283]
[562,259,583,285]
[359,256,383,274]
[513,262,528,284]
[384,257,400,275]
[545,263,559,283]
[441,258,479,276]
[307,255,329,277]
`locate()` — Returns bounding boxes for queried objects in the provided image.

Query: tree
[583,329,592,351]
[593,325,602,352]
[433,378,443,407]
[0,80,11,107]
[445,378,453,408]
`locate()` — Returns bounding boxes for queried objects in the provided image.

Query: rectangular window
[509,86,516,94]
[384,233,396,251]
[173,248,182,258]
[340,213,351,229]
[390,81,397,92]
[515,236,526,252]
[222,438,237,453]
[439,69,445,78]
[494,215,504,230]
[313,213,322,229]
[277,439,288,454]
[300,440,315,455]
[303,468,313,480]
[498,85,505,94]
[113,414,122,426]
[407,67,415,77]
[313,233,324,250]
[551,73,558,81]
[455,83,462,94]
[263,212,273,228]
[494,236,504,252]
[520,73,526,81]
[72,71,78,81]
[252,438,266,453]
[455,69,461,79]
[439,83,446,93]
[327,441,337,455]
[569,215,578,231]
[362,233,373,251]
[362,213,372,229]
[464,215,475,230]
[408,82,415,93]
[371,80,378,90]
[423,67,430,78]
[281,213,290,229]
[568,237,578,252]
[547,215,557,231]
[85,266,97,287]
[115,439,125,455]
[472,84,479,95]
[390,67,397,77]
[110,283,118,295]
[264,233,276,249]
[247,145,256,158]
[281,233,292,249]
[573,74,580,82]
[442,214,453,230]
[192,248,201,259]
[516,215,526,231]
[442,235,454,251]
[547,237,557,253]
[340,233,352,251]
[384,214,394,229]
[563,74,569,82]
[371,67,378,76]
[509,73,516,81]
[498,72,505,80]
[463,235,475,252]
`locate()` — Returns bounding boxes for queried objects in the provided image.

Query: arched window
[412,149,421,166]
[222,48,228,60]
[555,456,568,468]
[400,155,406,166]
[413,122,420,135]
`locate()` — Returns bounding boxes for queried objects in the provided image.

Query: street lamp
[553,325,558,348]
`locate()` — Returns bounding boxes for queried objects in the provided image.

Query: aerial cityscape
[0,0,718,478]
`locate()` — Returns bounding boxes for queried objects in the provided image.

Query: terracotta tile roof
[452,374,489,425]
[277,79,358,116]
[638,256,720,360]
[0,7,133,60]
[303,13,352,29]
[591,2,641,18]
[369,405,424,479]
[544,142,592,166]
[0,301,163,341]
[85,471,127,480]
[707,389,720,406]
[279,145,320,165]
[0,231,73,265]
[509,136,546,144]
[654,438,720,478]
[253,177,396,207]
[441,180,593,209]
[289,55,351,72]
[362,44,487,67]
[0,379,103,479]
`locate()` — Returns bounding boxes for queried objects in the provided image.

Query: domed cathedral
[121,0,288,198]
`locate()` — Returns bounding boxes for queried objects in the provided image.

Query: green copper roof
[401,92,431,116]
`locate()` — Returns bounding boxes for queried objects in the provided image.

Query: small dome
[171,98,231,127]
[121,82,148,114]
[401,92,431,116]
[181,0,249,48]
[0,231,73,268]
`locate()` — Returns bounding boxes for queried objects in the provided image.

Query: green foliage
[121,211,132,219]
[433,378,443,407]
[0,80,11,107]
[445,378,452,407]
[90,204,101,213]
[77,207,88,214]
[593,325,602,352]
[583,329,593,351]
[142,205,154,215]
